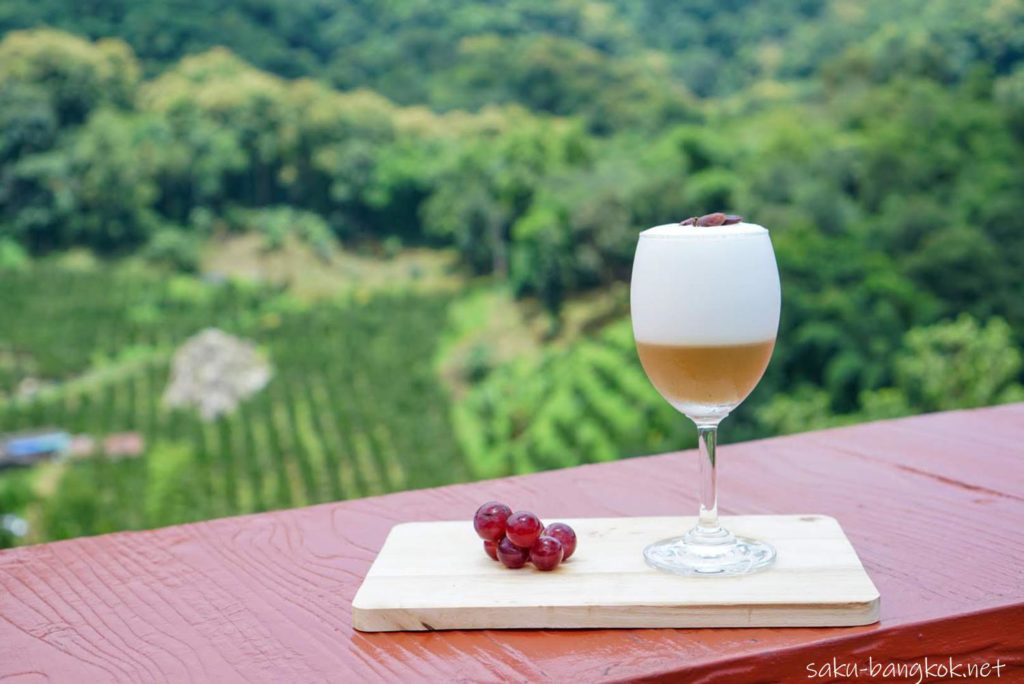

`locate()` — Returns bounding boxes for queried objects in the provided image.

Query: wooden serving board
[351,515,880,632]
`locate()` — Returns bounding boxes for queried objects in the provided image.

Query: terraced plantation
[0,264,469,543]
[0,261,695,547]
[454,321,691,480]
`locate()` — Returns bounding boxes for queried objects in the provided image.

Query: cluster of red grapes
[473,501,577,571]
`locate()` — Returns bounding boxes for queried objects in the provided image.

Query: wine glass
[631,218,780,576]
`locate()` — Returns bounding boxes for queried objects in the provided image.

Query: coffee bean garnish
[679,213,744,227]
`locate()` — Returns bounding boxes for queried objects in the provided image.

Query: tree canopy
[1,0,1022,444]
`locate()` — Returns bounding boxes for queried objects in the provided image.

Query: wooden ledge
[1,404,1022,682]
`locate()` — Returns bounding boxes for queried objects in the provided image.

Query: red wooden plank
[800,404,1024,497]
[1,404,1023,682]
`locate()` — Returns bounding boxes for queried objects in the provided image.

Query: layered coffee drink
[631,216,781,576]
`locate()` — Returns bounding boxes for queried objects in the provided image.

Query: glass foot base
[643,527,776,577]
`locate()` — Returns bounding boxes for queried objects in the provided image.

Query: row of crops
[0,264,468,543]
[0,264,273,392]
[453,320,695,480]
[0,262,698,547]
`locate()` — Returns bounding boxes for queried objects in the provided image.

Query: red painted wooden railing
[1,404,1022,682]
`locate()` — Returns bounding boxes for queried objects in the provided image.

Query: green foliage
[996,65,1024,133]
[1,5,1023,544]
[0,81,58,163]
[0,0,693,130]
[0,29,138,126]
[7,0,1018,106]
[0,266,470,542]
[1,108,163,252]
[462,344,494,384]
[889,315,1023,412]
[0,238,29,271]
[0,468,36,545]
[752,386,843,436]
[143,229,201,272]
[2,26,1021,345]
[757,315,1024,435]
[143,441,204,527]
[456,320,691,479]
[40,457,147,540]
[226,206,336,258]
[0,263,271,391]
[431,34,694,132]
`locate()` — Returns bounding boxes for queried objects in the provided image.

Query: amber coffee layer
[636,339,775,407]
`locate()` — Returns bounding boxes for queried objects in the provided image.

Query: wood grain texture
[1,404,1022,683]
[352,515,880,631]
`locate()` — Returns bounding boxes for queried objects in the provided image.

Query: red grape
[473,501,512,541]
[483,539,499,561]
[529,536,564,571]
[543,522,577,560]
[496,537,530,569]
[505,511,543,548]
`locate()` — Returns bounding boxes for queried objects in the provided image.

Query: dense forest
[0,1,1022,543]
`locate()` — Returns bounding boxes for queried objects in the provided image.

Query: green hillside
[0,262,469,541]
[3,0,1020,101]
[1,1,1022,545]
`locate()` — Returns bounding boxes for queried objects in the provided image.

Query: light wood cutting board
[351,515,880,632]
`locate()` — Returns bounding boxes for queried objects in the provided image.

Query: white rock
[164,328,272,421]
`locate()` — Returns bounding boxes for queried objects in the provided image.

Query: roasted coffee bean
[681,212,745,227]
[697,212,726,227]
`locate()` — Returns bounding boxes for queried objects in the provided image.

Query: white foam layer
[631,222,780,345]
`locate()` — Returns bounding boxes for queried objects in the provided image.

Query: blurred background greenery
[0,0,1022,547]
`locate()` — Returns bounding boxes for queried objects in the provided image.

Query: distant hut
[0,430,70,467]
[103,432,145,459]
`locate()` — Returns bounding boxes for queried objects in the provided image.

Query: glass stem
[696,423,722,535]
